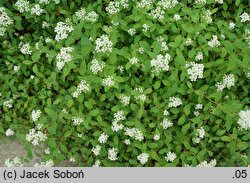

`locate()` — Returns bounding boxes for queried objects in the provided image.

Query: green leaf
[221,136,231,142]
[89,109,99,116]
[48,122,58,135]
[44,108,58,121]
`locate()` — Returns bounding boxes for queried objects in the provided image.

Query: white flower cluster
[120,95,130,106]
[90,59,105,74]
[3,99,13,108]
[0,8,13,36]
[98,133,109,143]
[54,21,73,41]
[56,47,74,70]
[134,87,146,102]
[215,0,223,4]
[5,157,23,167]
[240,12,250,23]
[197,159,216,167]
[142,24,150,32]
[195,52,203,61]
[137,153,149,165]
[208,35,220,47]
[130,57,139,65]
[158,0,179,9]
[186,37,192,46]
[106,1,121,14]
[137,0,155,9]
[72,80,90,98]
[128,28,136,36]
[92,145,101,156]
[108,148,118,161]
[193,127,205,144]
[32,109,42,121]
[149,7,165,20]
[186,62,204,81]
[112,110,126,132]
[215,74,235,91]
[150,53,171,73]
[19,43,32,55]
[195,0,206,4]
[165,151,176,162]
[95,34,113,53]
[124,127,144,141]
[15,0,30,13]
[31,4,44,16]
[39,0,49,4]
[69,157,76,162]
[75,8,98,23]
[229,22,235,30]
[237,109,250,130]
[124,139,131,145]
[173,14,181,21]
[202,10,212,24]
[34,159,54,167]
[72,116,84,126]
[26,128,47,146]
[93,160,101,167]
[6,128,14,136]
[168,96,182,107]
[160,118,173,129]
[153,134,160,140]
[102,76,115,87]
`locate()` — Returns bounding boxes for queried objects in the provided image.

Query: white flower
[215,0,223,4]
[195,0,206,4]
[142,24,150,32]
[165,152,176,162]
[153,134,160,140]
[93,160,101,167]
[31,4,44,16]
[130,57,139,64]
[44,148,50,154]
[186,62,204,81]
[197,159,216,167]
[137,0,154,9]
[54,21,73,41]
[98,133,109,144]
[32,110,41,121]
[195,104,203,110]
[202,10,212,24]
[42,21,49,29]
[3,99,13,108]
[34,159,54,167]
[85,11,98,23]
[149,7,165,20]
[137,153,149,165]
[237,109,250,130]
[111,121,124,132]
[6,129,14,136]
[114,110,126,122]
[138,47,144,54]
[20,43,32,55]
[161,41,169,51]
[195,52,203,61]
[14,65,20,72]
[15,0,30,13]
[124,127,144,141]
[229,22,235,30]
[128,28,136,36]
[0,8,13,27]
[168,97,182,107]
[72,80,90,98]
[197,127,205,139]
[69,157,75,162]
[158,0,179,9]
[5,157,23,167]
[185,37,192,46]
[95,35,113,53]
[39,0,49,4]
[102,76,115,87]
[215,74,235,91]
[120,95,130,106]
[208,35,220,47]
[0,27,6,36]
[106,1,121,14]
[90,59,105,74]
[160,118,173,129]
[75,8,86,20]
[150,54,171,73]
[163,110,169,116]
[56,47,74,70]
[72,117,84,126]
[173,14,181,21]
[240,13,250,23]
[26,128,47,146]
[108,148,118,161]
[92,145,101,156]
[124,139,131,145]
